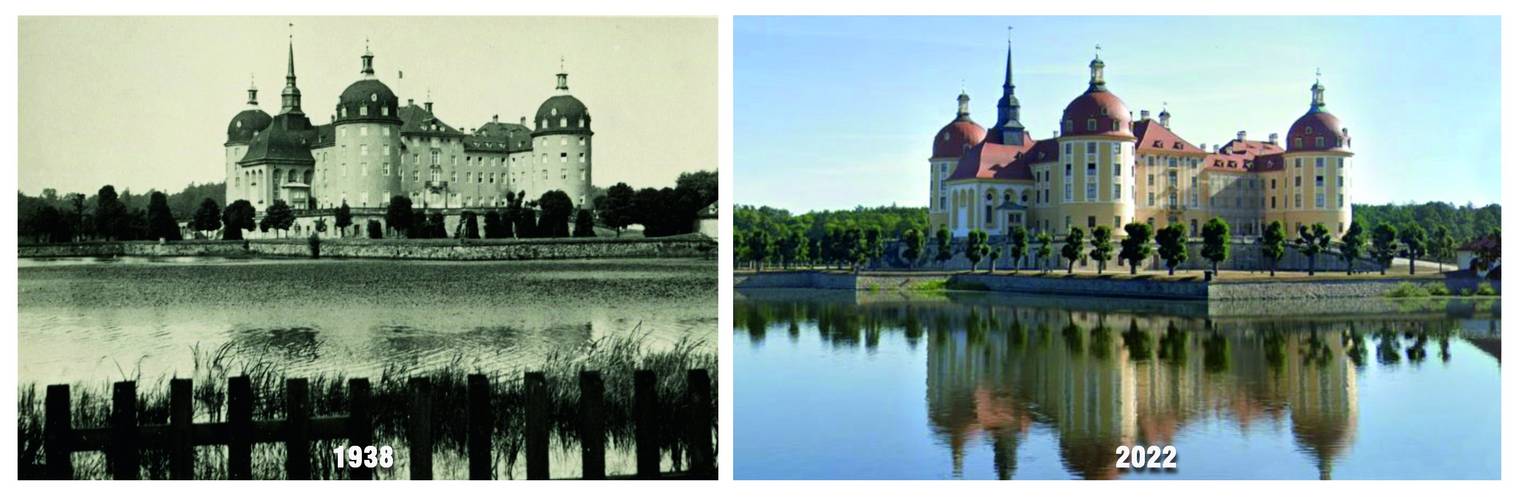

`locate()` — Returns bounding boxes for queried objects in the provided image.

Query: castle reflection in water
[736,291,1497,480]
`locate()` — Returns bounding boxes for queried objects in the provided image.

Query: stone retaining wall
[19,237,716,261]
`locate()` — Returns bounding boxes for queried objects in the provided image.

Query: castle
[928,42,1352,242]
[223,38,593,234]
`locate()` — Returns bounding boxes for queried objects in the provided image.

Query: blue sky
[735,16,1501,212]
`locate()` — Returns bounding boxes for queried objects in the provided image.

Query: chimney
[408,98,415,106]
[492,114,499,123]
[1052,130,1059,138]
[1268,133,1279,144]
[1236,130,1247,141]
[520,116,527,126]
[1199,143,1206,152]
[1342,127,1349,135]
[1140,109,1150,121]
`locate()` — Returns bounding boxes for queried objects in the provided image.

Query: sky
[735,16,1501,213]
[19,16,716,196]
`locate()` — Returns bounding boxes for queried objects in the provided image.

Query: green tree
[1338,221,1366,275]
[335,201,353,237]
[263,199,296,238]
[1297,223,1332,276]
[573,209,596,237]
[988,246,1002,274]
[934,226,954,266]
[745,229,771,270]
[1155,224,1189,276]
[1400,223,1428,275]
[965,229,990,273]
[1088,226,1115,274]
[386,196,413,238]
[1201,218,1231,275]
[864,226,883,269]
[1007,225,1029,273]
[1061,227,1086,274]
[1119,223,1154,275]
[1261,221,1287,277]
[1429,225,1456,272]
[1035,231,1054,272]
[192,198,221,239]
[845,227,869,272]
[598,182,637,237]
[900,228,925,269]
[221,199,255,241]
[1371,223,1399,275]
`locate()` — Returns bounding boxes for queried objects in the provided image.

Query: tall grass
[17,332,716,480]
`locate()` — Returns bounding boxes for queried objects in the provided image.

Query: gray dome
[334,79,401,125]
[533,94,591,135]
[226,108,273,145]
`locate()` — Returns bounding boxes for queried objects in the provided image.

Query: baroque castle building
[224,39,594,225]
[929,42,1352,241]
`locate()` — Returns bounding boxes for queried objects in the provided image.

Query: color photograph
[733,16,1501,480]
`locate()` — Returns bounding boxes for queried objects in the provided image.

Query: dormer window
[551,107,558,116]
[1293,137,1303,148]
[1315,137,1325,148]
[381,106,389,117]
[360,106,368,116]
[1086,119,1097,131]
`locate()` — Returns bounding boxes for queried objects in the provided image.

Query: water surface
[734,290,1500,480]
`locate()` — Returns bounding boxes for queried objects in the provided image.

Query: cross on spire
[1095,43,1102,57]
[1315,67,1322,83]
[1006,26,1012,47]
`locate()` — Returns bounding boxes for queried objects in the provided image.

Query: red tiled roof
[932,119,987,159]
[946,137,1052,182]
[1133,119,1204,155]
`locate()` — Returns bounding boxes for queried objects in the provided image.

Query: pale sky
[19,16,717,196]
[736,16,1501,212]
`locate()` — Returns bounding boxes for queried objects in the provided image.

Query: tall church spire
[992,28,1025,146]
[280,27,303,114]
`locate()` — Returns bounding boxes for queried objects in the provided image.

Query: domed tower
[530,65,593,207]
[330,42,403,212]
[1054,47,1136,236]
[1274,72,1353,236]
[928,91,986,231]
[225,78,272,206]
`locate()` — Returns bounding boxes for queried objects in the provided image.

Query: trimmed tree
[192,198,221,239]
[1400,223,1428,275]
[386,196,413,238]
[1007,225,1029,273]
[1338,221,1366,275]
[988,246,1001,274]
[95,185,128,241]
[1429,225,1455,272]
[1261,221,1287,277]
[1200,218,1231,275]
[1088,226,1114,275]
[1035,231,1054,273]
[147,191,181,241]
[934,226,954,266]
[1297,223,1331,276]
[537,190,575,237]
[483,210,504,238]
[221,199,256,241]
[573,209,596,237]
[264,199,296,238]
[1061,227,1086,274]
[1119,222,1154,275]
[335,201,353,237]
[1155,224,1189,275]
[366,219,383,239]
[598,182,636,237]
[965,229,990,273]
[1371,223,1399,275]
[901,228,925,269]
[460,211,481,239]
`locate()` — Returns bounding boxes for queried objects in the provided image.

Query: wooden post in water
[44,384,73,480]
[634,369,659,479]
[169,378,194,479]
[227,376,252,480]
[685,369,714,476]
[110,381,139,480]
[285,378,311,479]
[467,374,492,480]
[347,378,373,480]
[408,377,432,480]
[578,371,605,480]
[525,371,549,480]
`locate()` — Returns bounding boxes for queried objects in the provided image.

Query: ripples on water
[18,257,717,385]
[734,290,1501,480]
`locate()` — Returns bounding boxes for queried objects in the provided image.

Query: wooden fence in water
[41,369,715,480]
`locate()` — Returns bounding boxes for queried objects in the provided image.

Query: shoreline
[18,235,716,261]
[734,269,1498,302]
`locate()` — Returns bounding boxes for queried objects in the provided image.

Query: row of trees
[18,182,226,243]
[740,215,1493,277]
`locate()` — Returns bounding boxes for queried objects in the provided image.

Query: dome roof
[334,79,401,124]
[226,108,273,145]
[932,119,986,159]
[533,94,591,136]
[1060,89,1133,139]
[1286,111,1349,152]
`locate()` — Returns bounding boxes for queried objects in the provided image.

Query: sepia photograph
[17,16,718,480]
[733,15,1500,480]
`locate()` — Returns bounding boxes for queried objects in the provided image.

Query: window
[360,106,368,116]
[1114,216,1121,228]
[1338,194,1344,207]
[382,162,390,176]
[1295,176,1301,187]
[1316,193,1325,208]
[360,162,368,177]
[1315,137,1325,148]
[1294,158,1302,169]
[579,153,586,163]
[1086,142,1096,156]
[1087,216,1096,228]
[361,144,368,156]
[383,145,390,156]
[1315,157,1325,169]
[1086,119,1097,131]
[1113,182,1121,201]
[1315,175,1324,187]
[361,126,369,136]
[1064,142,1072,156]
[382,107,389,117]
[1148,192,1155,206]
[579,137,586,146]
[560,152,568,163]
[1294,137,1303,148]
[1337,176,1344,187]
[1295,194,1302,208]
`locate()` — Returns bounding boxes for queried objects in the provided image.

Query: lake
[19,256,717,387]
[734,289,1501,480]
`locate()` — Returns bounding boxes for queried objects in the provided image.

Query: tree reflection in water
[736,291,1493,479]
